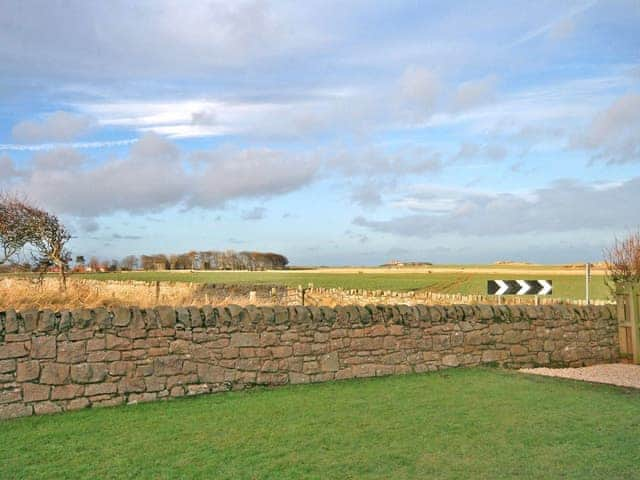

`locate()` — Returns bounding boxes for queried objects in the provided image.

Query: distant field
[78,267,611,301]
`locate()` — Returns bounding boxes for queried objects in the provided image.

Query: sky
[0,0,639,265]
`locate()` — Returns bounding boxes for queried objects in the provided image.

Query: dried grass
[0,278,274,311]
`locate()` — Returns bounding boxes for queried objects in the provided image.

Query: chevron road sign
[487,279,553,295]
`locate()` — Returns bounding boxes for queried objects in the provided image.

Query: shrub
[604,231,640,289]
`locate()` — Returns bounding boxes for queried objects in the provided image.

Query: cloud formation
[453,75,498,111]
[451,143,507,163]
[0,133,320,217]
[0,155,20,179]
[11,111,94,143]
[241,207,267,221]
[399,66,441,118]
[0,1,322,77]
[548,18,576,41]
[573,93,640,164]
[354,177,640,238]
[188,148,320,208]
[327,145,443,177]
[0,131,449,220]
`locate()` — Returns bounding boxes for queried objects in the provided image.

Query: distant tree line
[2,192,289,279]
[81,250,289,272]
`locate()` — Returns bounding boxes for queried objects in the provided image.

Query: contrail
[0,138,138,151]
[509,0,598,48]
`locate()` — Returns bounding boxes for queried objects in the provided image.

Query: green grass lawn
[2,369,638,479]
[79,270,611,300]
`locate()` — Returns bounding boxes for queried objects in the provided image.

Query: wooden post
[617,282,640,364]
[155,281,160,304]
[585,263,591,305]
[630,283,640,364]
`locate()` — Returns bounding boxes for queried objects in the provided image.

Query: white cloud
[78,218,100,233]
[241,207,267,221]
[0,155,20,179]
[354,177,640,238]
[573,93,640,164]
[76,97,343,139]
[19,135,190,216]
[327,145,442,177]
[0,132,450,218]
[399,66,441,117]
[548,18,576,41]
[60,65,634,148]
[188,147,320,208]
[0,1,326,77]
[32,148,86,170]
[453,75,498,111]
[11,111,94,143]
[350,186,383,208]
[451,142,507,163]
[191,109,218,125]
[0,133,321,216]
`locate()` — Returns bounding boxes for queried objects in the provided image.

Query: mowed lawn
[81,270,611,300]
[2,369,638,480]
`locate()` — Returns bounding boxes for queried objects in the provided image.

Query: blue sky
[1,0,639,265]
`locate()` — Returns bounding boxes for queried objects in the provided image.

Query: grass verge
[1,368,638,479]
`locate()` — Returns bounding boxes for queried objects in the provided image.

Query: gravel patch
[520,363,640,389]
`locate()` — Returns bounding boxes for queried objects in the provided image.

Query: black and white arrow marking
[487,280,552,295]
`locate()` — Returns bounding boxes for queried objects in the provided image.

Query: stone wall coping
[0,304,616,336]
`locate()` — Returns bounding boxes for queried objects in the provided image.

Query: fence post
[585,262,591,305]
[632,283,640,364]
[617,282,640,364]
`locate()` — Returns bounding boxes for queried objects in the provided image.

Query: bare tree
[121,255,139,271]
[31,209,72,290]
[604,231,640,290]
[0,193,39,266]
[88,256,101,271]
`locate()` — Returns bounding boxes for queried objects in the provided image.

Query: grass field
[1,369,638,479]
[80,269,611,300]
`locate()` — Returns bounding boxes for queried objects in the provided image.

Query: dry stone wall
[0,304,618,420]
[302,286,612,307]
